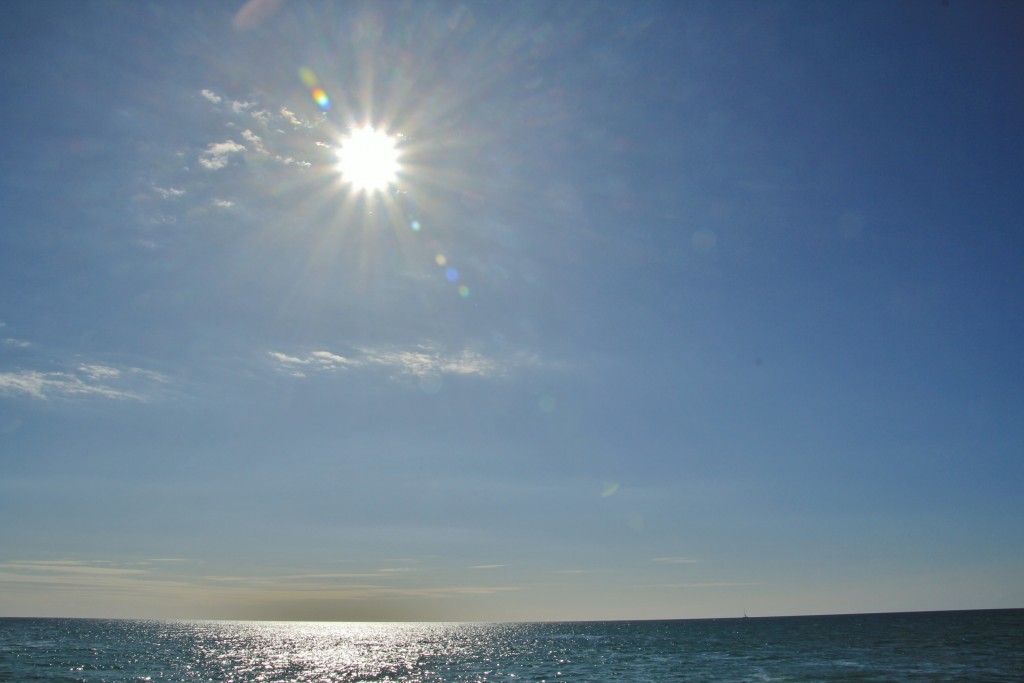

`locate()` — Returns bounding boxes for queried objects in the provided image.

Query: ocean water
[0,610,1020,682]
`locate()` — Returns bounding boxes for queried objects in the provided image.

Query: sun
[335,126,400,193]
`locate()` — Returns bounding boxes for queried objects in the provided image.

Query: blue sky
[1,0,1022,621]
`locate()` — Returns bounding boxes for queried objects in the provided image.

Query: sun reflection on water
[167,620,519,682]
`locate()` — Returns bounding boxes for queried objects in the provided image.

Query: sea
[0,609,1020,682]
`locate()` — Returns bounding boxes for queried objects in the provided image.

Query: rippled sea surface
[1,610,1021,682]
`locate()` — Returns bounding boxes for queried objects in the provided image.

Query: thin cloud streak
[1,560,523,606]
[651,582,762,589]
[652,557,699,565]
[153,186,185,199]
[267,345,540,381]
[0,561,147,577]
[0,363,167,401]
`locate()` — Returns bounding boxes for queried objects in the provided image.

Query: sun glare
[336,127,400,192]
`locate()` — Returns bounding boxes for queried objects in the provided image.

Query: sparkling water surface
[1,610,1021,682]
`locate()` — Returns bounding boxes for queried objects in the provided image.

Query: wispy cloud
[197,570,520,601]
[0,560,200,610]
[364,347,502,378]
[78,364,121,381]
[280,106,303,127]
[237,128,310,167]
[267,345,517,383]
[469,564,506,570]
[135,89,326,245]
[283,572,384,581]
[240,128,267,154]
[2,337,30,348]
[652,557,699,565]
[0,363,168,401]
[144,558,192,564]
[0,370,136,400]
[153,185,185,199]
[202,572,385,585]
[650,582,761,589]
[249,109,274,126]
[0,558,523,616]
[199,89,262,119]
[267,350,358,377]
[0,560,148,579]
[198,140,246,170]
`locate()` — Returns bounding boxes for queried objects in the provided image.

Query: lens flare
[299,66,318,89]
[312,87,331,110]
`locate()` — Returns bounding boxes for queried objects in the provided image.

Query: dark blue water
[1,610,1021,682]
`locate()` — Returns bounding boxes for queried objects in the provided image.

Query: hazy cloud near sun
[132,87,325,240]
[238,127,311,167]
[195,89,316,168]
[199,88,316,130]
